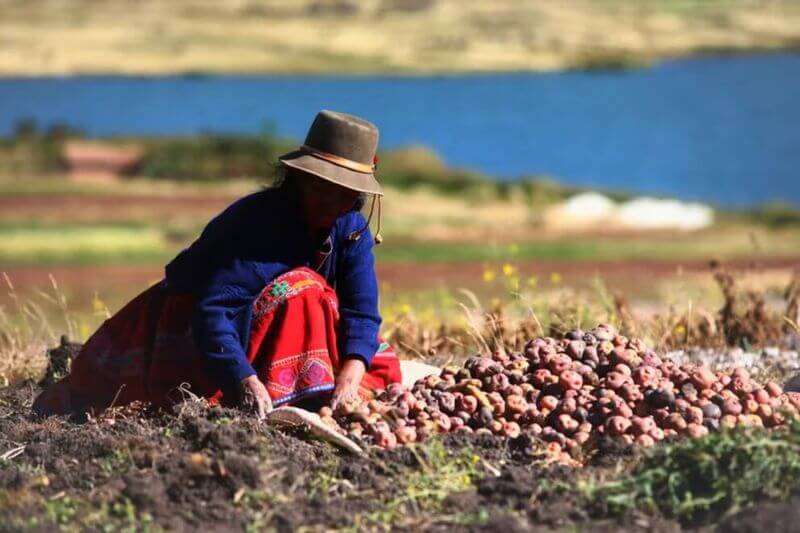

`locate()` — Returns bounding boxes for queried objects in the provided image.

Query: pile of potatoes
[319,324,800,460]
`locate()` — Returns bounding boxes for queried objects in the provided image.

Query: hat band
[300,144,375,174]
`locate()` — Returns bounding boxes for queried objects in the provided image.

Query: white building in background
[543,192,714,232]
[615,197,714,231]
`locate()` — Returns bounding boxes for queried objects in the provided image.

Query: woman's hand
[331,358,366,411]
[239,374,273,420]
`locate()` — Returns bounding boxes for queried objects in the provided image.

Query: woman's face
[297,172,361,233]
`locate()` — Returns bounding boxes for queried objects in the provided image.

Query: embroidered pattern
[266,348,336,406]
[252,269,332,319]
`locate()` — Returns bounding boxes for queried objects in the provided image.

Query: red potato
[556,414,579,435]
[557,397,578,416]
[505,384,524,397]
[744,399,759,415]
[502,421,521,438]
[505,394,527,415]
[546,442,563,454]
[652,408,670,424]
[457,394,479,415]
[574,431,591,445]
[613,402,633,419]
[633,366,659,387]
[685,406,703,425]
[532,369,553,388]
[730,377,753,395]
[539,395,559,411]
[395,426,417,444]
[685,423,708,439]
[605,372,629,390]
[619,383,643,402]
[720,415,738,429]
[547,353,573,375]
[753,389,771,405]
[666,413,688,432]
[613,363,633,377]
[374,431,398,449]
[490,373,510,392]
[765,382,783,398]
[722,398,743,416]
[606,416,632,436]
[559,370,583,391]
[635,434,655,447]
[691,368,716,391]
[630,416,656,436]
[649,427,665,441]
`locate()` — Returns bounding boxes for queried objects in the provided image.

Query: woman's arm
[336,221,382,369]
[192,262,273,416]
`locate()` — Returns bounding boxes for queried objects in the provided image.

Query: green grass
[579,420,800,524]
[0,224,170,265]
[3,222,800,266]
[376,230,800,264]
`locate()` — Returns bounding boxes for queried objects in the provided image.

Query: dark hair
[272,164,367,212]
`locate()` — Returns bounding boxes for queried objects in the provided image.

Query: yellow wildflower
[550,272,562,285]
[483,269,496,283]
[502,263,517,277]
[527,276,538,288]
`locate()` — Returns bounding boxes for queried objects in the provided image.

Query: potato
[556,414,579,435]
[685,423,708,439]
[691,368,716,391]
[502,421,521,438]
[559,370,583,391]
[765,382,783,398]
[457,394,479,415]
[701,402,721,420]
[753,389,771,405]
[395,426,417,444]
[605,371,629,390]
[539,395,559,411]
[633,366,659,387]
[722,398,743,416]
[606,416,632,436]
[505,394,527,415]
[666,413,687,432]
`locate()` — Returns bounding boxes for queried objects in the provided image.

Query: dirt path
[4,256,797,295]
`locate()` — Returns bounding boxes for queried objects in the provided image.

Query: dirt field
[2,340,799,531]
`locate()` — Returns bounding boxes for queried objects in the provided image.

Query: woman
[34,110,402,418]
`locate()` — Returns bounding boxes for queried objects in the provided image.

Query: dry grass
[383,264,800,364]
[0,273,77,386]
[1,0,800,75]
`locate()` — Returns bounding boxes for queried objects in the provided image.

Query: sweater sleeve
[191,264,259,394]
[337,221,382,368]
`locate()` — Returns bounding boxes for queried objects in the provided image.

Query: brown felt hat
[278,110,383,196]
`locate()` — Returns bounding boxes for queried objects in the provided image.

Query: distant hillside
[1,0,799,76]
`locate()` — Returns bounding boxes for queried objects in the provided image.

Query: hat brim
[278,150,383,196]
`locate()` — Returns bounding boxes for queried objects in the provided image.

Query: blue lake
[1,52,799,207]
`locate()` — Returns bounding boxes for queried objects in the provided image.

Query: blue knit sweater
[163,186,381,393]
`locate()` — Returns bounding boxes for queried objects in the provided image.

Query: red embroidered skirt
[33,267,401,416]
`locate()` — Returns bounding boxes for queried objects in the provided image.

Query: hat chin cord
[347,194,383,245]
